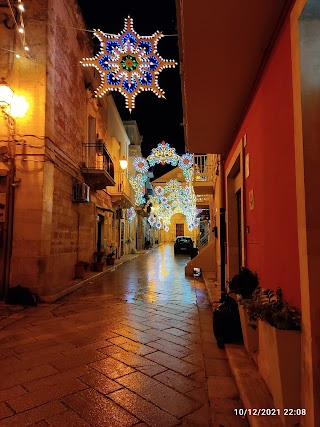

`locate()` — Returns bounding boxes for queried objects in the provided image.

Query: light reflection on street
[75,243,199,306]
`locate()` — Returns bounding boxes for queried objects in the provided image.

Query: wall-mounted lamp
[11,94,29,118]
[0,81,13,114]
[0,78,29,118]
[120,156,128,170]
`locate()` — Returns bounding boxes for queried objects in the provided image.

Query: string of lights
[27,19,178,37]
[6,0,30,57]
[0,47,32,61]
[9,133,86,175]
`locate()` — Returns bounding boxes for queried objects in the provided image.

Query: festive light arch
[128,141,201,231]
[81,17,177,112]
[127,207,136,223]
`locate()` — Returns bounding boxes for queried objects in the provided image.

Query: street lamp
[0,82,13,114]
[118,156,128,193]
[0,80,28,118]
[120,156,128,170]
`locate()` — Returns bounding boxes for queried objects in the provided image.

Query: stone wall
[5,0,114,296]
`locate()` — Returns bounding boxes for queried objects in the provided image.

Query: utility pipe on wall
[218,155,226,301]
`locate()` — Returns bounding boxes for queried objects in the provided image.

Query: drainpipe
[2,160,15,298]
[218,155,226,302]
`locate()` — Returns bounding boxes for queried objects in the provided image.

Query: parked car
[174,236,194,254]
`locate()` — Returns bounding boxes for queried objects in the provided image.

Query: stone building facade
[0,0,134,298]
[125,120,157,251]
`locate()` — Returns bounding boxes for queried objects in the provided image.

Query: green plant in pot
[94,251,105,263]
[241,287,263,329]
[92,251,105,272]
[106,245,116,265]
[250,287,301,423]
[257,287,301,330]
[228,267,259,352]
[228,267,259,299]
[74,261,89,279]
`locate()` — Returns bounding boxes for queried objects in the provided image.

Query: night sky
[77,0,185,177]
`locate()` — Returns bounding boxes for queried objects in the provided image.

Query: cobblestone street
[0,245,247,426]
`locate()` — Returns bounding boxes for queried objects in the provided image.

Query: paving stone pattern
[0,245,248,426]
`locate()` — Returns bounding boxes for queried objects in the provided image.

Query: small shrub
[228,267,259,299]
[242,287,301,331]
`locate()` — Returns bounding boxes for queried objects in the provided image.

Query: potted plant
[246,287,301,425]
[145,240,151,249]
[228,267,259,352]
[228,267,259,299]
[106,245,116,265]
[92,251,105,272]
[75,261,89,279]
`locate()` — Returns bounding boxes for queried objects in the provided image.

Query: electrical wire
[6,0,28,53]
[0,47,37,62]
[27,19,178,37]
[1,132,83,177]
[15,133,82,165]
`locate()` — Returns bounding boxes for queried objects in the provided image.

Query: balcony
[196,194,211,208]
[108,171,135,208]
[81,140,115,190]
[193,154,216,195]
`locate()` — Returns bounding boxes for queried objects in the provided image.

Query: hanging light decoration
[80,17,177,112]
[126,207,136,222]
[129,173,148,205]
[129,142,199,232]
[147,141,180,166]
[133,156,149,173]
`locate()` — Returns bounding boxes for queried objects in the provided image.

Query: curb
[202,277,280,427]
[0,252,146,328]
[225,344,282,427]
[40,254,140,303]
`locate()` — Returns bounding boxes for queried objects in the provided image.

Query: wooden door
[176,223,184,237]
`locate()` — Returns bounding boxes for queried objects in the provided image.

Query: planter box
[92,262,104,272]
[106,257,115,265]
[75,262,85,279]
[238,305,258,353]
[257,320,301,426]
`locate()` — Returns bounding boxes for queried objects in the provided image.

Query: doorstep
[202,277,283,427]
[225,344,282,427]
[202,272,220,304]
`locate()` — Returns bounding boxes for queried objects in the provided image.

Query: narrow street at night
[0,0,318,424]
[0,245,247,426]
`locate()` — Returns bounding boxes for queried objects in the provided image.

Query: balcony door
[120,220,125,256]
[96,214,104,252]
[87,115,96,168]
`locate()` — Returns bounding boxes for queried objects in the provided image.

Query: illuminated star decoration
[80,17,177,112]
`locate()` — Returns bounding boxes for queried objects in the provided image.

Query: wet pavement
[0,244,248,426]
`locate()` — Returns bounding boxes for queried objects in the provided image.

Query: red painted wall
[226,19,301,308]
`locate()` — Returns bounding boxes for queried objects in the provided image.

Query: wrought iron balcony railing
[107,171,135,208]
[194,154,214,182]
[81,140,115,189]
